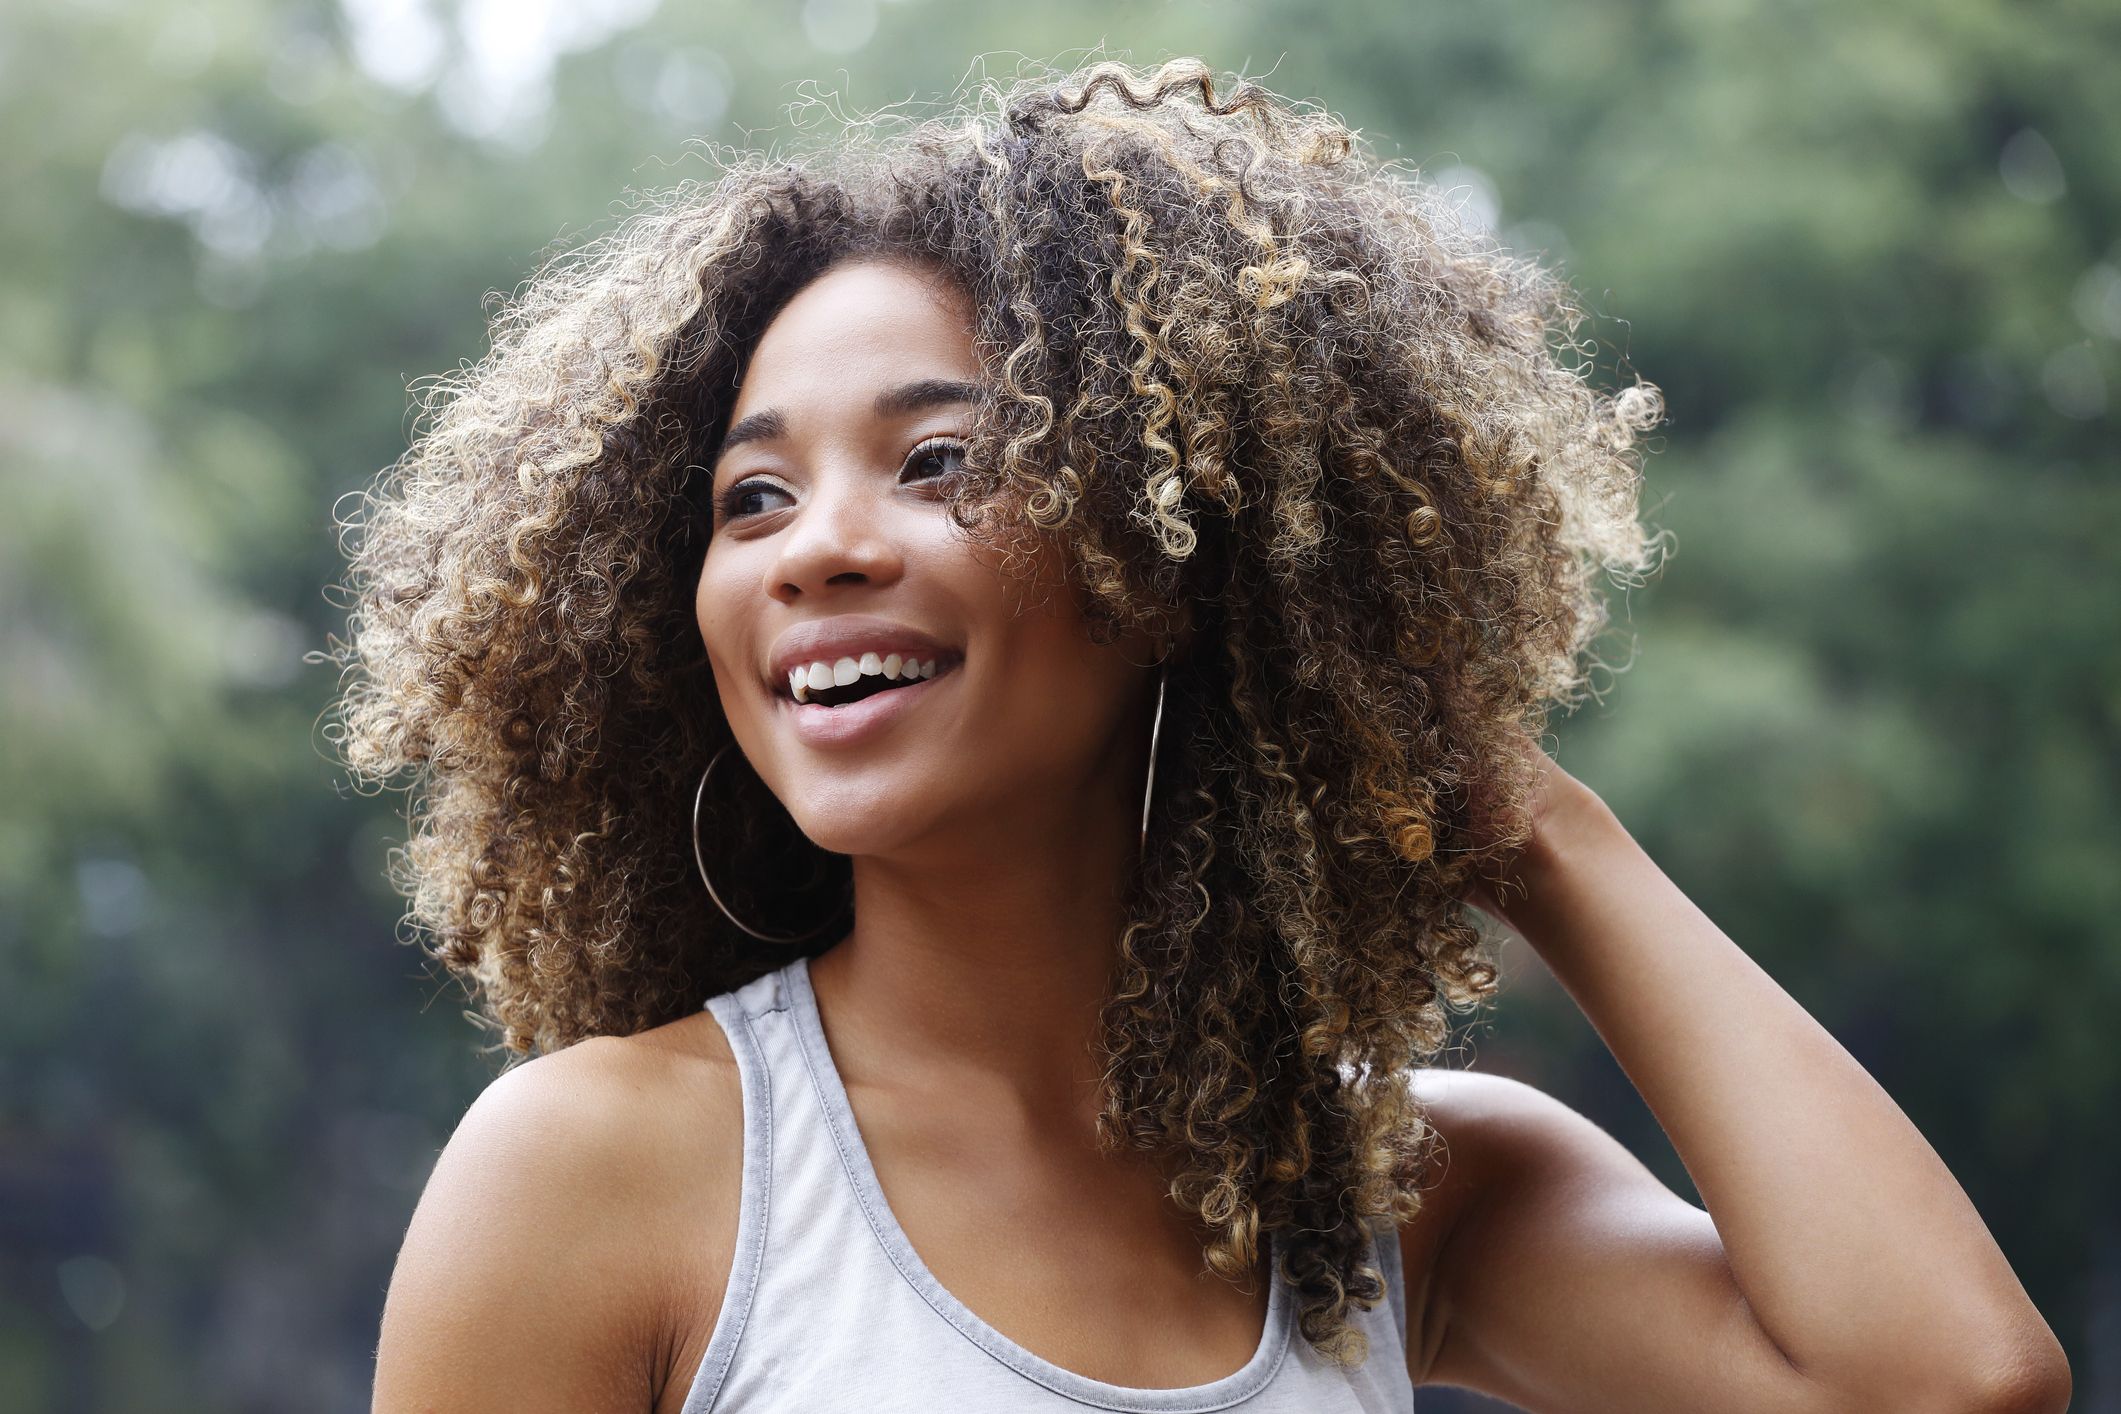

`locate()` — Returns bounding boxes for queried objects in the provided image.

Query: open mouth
[778,653,962,708]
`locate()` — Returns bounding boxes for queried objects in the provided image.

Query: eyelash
[713,437,967,524]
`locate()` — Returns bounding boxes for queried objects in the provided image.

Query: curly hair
[329,56,1665,1368]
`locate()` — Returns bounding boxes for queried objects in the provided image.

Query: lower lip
[777,668,954,748]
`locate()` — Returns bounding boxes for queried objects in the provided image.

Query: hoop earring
[1138,661,1168,860]
[692,744,838,945]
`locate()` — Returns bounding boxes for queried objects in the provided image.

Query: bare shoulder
[1392,1068,1591,1381]
[1406,1066,1586,1175]
[373,1007,746,1414]
[1397,1067,1756,1405]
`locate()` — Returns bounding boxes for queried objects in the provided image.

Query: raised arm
[1413,751,2070,1414]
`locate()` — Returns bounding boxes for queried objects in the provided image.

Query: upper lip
[766,615,963,694]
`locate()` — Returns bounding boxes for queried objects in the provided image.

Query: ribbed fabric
[681,954,1418,1412]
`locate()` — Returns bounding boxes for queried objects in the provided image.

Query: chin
[792,817,950,863]
[780,783,954,860]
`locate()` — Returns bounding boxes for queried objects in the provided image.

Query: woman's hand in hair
[1455,733,1610,934]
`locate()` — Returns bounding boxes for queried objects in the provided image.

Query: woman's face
[696,257,1157,863]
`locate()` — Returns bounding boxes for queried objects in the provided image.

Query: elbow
[1951,1339,2072,1414]
[1851,1327,2074,1414]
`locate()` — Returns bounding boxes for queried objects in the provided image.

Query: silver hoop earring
[1138,662,1168,860]
[692,744,838,945]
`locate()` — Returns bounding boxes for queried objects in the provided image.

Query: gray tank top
[681,954,1418,1412]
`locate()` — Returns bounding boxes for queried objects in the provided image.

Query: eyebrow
[715,378,986,461]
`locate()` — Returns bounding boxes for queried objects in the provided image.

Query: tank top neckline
[780,951,1299,1412]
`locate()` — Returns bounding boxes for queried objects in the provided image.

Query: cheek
[945,534,1138,755]
[981,624,1144,781]
[694,553,752,708]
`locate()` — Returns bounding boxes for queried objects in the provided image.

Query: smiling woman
[341,55,2067,1414]
[696,259,1158,861]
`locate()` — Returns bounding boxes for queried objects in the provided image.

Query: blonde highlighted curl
[329,57,1665,1367]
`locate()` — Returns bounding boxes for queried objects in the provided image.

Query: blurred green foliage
[2,0,2115,1409]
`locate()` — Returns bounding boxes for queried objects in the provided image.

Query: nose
[765,467,906,604]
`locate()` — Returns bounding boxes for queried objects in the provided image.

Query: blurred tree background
[2,0,2115,1408]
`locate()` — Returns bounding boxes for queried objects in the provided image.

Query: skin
[371,259,2071,1413]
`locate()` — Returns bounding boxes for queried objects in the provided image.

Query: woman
[348,59,2068,1412]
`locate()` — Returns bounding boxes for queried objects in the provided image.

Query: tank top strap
[686,963,783,1409]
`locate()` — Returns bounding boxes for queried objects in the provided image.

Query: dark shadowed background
[2,1,2116,1409]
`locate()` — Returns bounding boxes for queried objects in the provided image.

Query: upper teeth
[788,653,941,703]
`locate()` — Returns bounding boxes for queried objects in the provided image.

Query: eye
[901,436,968,486]
[715,477,793,523]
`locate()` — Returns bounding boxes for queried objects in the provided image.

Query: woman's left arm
[1416,750,2071,1414]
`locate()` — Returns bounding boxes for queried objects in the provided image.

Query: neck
[805,774,1140,1117]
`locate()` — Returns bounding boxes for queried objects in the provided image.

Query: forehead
[730,258,980,416]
